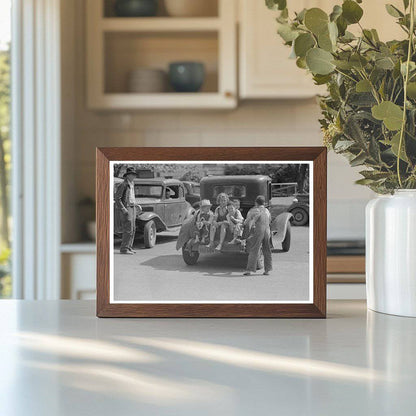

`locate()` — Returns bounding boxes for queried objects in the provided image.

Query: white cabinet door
[239,0,403,99]
[239,0,324,99]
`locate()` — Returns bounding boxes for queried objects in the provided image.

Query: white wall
[62,0,374,243]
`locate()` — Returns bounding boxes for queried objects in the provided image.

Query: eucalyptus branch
[397,0,415,187]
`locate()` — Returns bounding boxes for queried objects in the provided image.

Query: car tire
[290,207,309,226]
[182,246,199,265]
[143,220,157,248]
[282,223,291,252]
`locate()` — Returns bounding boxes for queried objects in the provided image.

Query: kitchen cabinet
[86,0,237,109]
[239,0,326,99]
[238,0,404,99]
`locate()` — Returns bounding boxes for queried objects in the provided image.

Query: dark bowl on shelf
[114,0,158,17]
[168,62,205,93]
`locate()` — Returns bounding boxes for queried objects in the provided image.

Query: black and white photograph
[110,161,313,304]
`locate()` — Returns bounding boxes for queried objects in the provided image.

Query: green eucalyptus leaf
[330,5,343,22]
[359,170,391,180]
[333,59,353,70]
[336,15,348,36]
[369,137,381,162]
[313,74,332,85]
[350,53,368,69]
[304,8,329,35]
[296,57,307,69]
[385,4,404,18]
[277,23,299,42]
[318,31,334,52]
[295,8,307,22]
[339,31,356,43]
[342,0,364,24]
[372,101,404,130]
[306,48,335,75]
[266,0,287,11]
[401,61,416,76]
[403,0,410,9]
[356,79,372,93]
[375,56,396,70]
[381,132,409,162]
[294,33,315,57]
[407,82,416,99]
[355,178,377,185]
[334,139,356,152]
[350,152,368,167]
[371,29,380,42]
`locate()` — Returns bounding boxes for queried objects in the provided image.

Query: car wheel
[282,223,291,252]
[290,207,309,226]
[143,220,157,248]
[182,246,199,265]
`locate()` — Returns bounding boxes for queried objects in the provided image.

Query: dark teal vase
[169,62,206,93]
[114,0,158,17]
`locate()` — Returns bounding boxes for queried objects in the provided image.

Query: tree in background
[0,45,11,297]
[0,46,10,247]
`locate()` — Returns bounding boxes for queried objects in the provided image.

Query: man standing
[115,167,141,254]
[243,195,272,276]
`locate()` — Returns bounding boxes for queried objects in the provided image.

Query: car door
[164,184,187,227]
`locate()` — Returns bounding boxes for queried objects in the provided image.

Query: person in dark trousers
[243,195,272,276]
[115,167,141,254]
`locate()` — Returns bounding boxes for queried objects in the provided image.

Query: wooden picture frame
[97,147,327,318]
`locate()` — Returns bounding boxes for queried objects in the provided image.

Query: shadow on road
[140,253,249,277]
[114,234,178,250]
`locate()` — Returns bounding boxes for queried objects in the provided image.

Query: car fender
[185,204,196,219]
[137,212,167,232]
[176,215,197,251]
[270,212,293,248]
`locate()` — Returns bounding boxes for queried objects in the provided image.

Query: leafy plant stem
[397,0,415,187]
[334,68,357,83]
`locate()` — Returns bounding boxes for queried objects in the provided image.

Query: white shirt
[127,179,135,206]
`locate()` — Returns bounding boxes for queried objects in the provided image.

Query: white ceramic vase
[366,190,416,317]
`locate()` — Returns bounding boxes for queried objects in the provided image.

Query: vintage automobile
[114,177,194,248]
[182,181,201,208]
[176,175,293,265]
[288,193,309,226]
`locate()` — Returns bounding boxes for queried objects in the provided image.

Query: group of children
[193,194,244,251]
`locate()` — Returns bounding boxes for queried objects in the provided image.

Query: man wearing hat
[115,167,142,254]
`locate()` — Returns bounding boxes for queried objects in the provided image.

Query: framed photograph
[96,147,327,318]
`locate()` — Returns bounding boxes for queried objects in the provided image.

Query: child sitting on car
[226,201,244,244]
[194,199,214,244]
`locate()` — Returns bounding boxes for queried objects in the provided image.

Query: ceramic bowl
[127,68,167,93]
[114,0,158,17]
[168,62,205,93]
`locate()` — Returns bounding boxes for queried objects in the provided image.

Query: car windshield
[193,184,200,194]
[213,185,246,199]
[134,185,163,198]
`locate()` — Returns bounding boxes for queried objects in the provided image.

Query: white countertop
[0,300,415,415]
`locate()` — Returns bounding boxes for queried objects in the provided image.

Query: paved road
[113,226,311,303]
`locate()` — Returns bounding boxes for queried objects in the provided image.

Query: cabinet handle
[225,91,234,98]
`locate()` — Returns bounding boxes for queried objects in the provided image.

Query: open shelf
[101,17,221,32]
[86,0,236,109]
[104,31,219,94]
[103,0,219,18]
